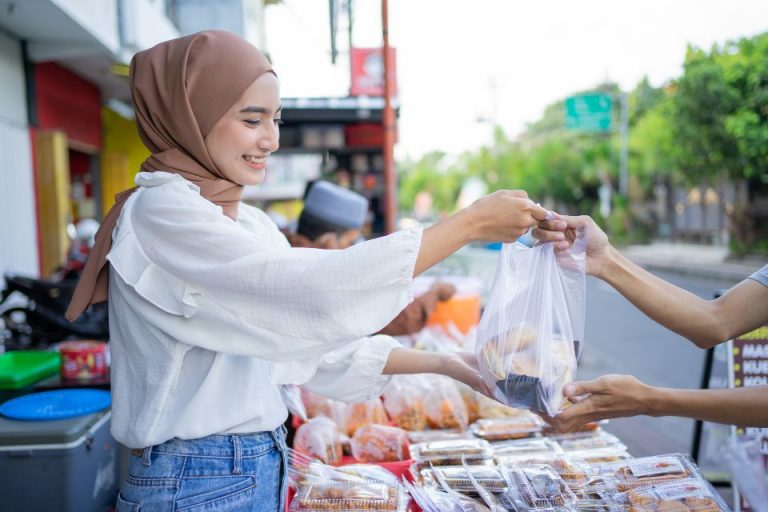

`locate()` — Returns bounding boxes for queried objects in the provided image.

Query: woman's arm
[383,348,492,397]
[548,374,768,429]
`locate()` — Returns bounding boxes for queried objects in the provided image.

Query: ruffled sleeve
[107,176,422,362]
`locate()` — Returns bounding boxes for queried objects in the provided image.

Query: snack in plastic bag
[294,417,343,465]
[382,375,428,431]
[420,465,508,493]
[469,414,543,441]
[351,424,410,463]
[343,398,389,437]
[476,236,586,416]
[424,376,469,430]
[411,438,493,466]
[456,383,482,424]
[282,384,308,422]
[502,464,577,509]
[623,478,729,511]
[492,438,563,465]
[301,388,335,419]
[407,429,472,444]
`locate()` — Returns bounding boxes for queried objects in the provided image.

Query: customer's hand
[545,374,656,432]
[464,190,553,243]
[441,352,494,399]
[534,214,611,277]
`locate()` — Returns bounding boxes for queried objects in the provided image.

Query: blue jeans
[116,426,288,511]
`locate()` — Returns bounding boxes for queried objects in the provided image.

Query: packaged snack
[622,477,729,511]
[424,376,469,430]
[382,376,428,431]
[457,383,482,424]
[492,438,563,464]
[350,424,410,463]
[553,431,626,453]
[407,429,471,444]
[343,398,389,437]
[294,417,343,465]
[477,396,531,419]
[598,454,695,492]
[420,465,508,493]
[469,414,543,441]
[510,456,593,489]
[568,446,632,464]
[290,480,403,511]
[476,237,586,417]
[502,464,578,509]
[301,388,335,419]
[410,438,493,466]
[282,384,308,421]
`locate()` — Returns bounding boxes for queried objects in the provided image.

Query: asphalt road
[579,270,740,457]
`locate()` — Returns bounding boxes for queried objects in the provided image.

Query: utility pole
[381,0,396,233]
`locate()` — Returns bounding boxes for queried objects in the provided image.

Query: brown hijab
[66,30,275,321]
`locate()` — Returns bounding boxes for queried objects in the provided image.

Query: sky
[265,0,768,160]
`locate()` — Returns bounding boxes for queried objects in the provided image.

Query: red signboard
[350,47,396,97]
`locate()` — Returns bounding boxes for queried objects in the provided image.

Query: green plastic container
[0,351,61,390]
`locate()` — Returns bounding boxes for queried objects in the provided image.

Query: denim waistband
[137,425,287,461]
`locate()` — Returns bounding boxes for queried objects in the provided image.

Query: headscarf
[66,30,275,321]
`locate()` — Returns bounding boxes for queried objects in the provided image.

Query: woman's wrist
[451,207,479,244]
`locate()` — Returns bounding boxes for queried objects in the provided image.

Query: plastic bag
[476,236,586,416]
[281,385,308,422]
[342,398,389,437]
[382,375,428,431]
[722,434,768,512]
[294,417,343,465]
[424,376,469,430]
[300,388,335,419]
[350,424,410,463]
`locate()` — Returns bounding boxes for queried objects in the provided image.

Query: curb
[627,259,761,283]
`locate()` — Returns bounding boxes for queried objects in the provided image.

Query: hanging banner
[350,47,397,97]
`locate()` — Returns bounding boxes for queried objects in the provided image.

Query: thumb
[565,378,603,397]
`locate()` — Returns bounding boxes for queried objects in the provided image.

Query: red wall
[35,62,102,149]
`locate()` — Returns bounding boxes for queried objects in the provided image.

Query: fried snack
[507,465,576,508]
[625,478,725,512]
[293,481,399,510]
[410,438,492,466]
[350,424,410,463]
[480,325,539,380]
[469,414,542,441]
[344,399,389,437]
[382,377,428,431]
[294,417,343,465]
[607,455,692,492]
[301,389,335,419]
[424,378,469,430]
[420,465,507,493]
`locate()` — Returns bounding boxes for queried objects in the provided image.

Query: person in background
[288,180,457,336]
[536,214,768,429]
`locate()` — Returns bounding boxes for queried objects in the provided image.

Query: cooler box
[0,409,120,512]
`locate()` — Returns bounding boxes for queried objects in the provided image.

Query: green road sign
[565,94,613,132]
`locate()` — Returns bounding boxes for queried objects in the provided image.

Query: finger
[565,378,604,397]
[530,227,566,243]
[529,203,550,221]
[508,190,529,199]
[536,219,567,232]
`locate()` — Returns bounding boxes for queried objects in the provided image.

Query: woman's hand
[440,351,494,399]
[464,190,552,243]
[545,374,658,432]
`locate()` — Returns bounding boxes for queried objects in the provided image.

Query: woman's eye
[244,119,261,126]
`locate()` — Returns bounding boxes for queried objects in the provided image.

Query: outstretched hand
[442,351,494,399]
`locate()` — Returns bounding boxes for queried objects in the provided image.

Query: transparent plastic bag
[476,236,586,416]
[382,375,428,431]
[722,434,768,512]
[342,398,389,437]
[294,416,343,465]
[350,424,410,463]
[301,388,335,419]
[424,376,469,430]
[282,384,308,422]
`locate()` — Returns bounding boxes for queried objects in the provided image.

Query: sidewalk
[620,241,767,282]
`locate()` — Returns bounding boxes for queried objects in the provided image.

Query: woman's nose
[259,123,280,152]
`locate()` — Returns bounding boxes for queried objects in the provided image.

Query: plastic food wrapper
[552,430,626,453]
[721,434,768,512]
[620,477,730,511]
[420,464,508,493]
[382,375,428,431]
[403,477,489,512]
[469,414,543,441]
[476,233,586,416]
[301,388,335,419]
[507,455,594,489]
[476,396,531,419]
[567,445,631,464]
[350,424,410,463]
[423,376,469,430]
[501,463,578,510]
[407,429,472,444]
[492,438,563,464]
[282,384,308,422]
[456,383,482,424]
[342,398,389,437]
[596,454,697,493]
[294,417,343,465]
[289,480,407,511]
[411,438,493,466]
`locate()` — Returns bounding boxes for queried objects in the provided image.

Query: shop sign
[350,47,396,97]
[729,326,768,511]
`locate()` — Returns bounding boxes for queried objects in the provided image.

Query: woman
[66,31,557,511]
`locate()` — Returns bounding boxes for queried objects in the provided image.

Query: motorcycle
[0,219,109,348]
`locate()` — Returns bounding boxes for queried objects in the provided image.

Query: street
[580,269,740,456]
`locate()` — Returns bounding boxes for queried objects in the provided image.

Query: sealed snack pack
[350,424,410,463]
[294,417,344,465]
[551,430,626,453]
[501,463,578,510]
[476,233,586,416]
[510,456,594,489]
[301,388,335,419]
[343,398,389,437]
[621,477,730,511]
[407,429,472,444]
[492,438,564,465]
[476,396,532,419]
[469,414,543,441]
[410,438,493,466]
[423,376,469,430]
[382,375,428,431]
[290,480,407,511]
[420,464,508,494]
[596,454,697,493]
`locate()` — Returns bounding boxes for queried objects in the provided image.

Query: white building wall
[0,31,39,277]
[51,0,121,54]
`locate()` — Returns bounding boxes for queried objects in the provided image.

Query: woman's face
[205,73,281,185]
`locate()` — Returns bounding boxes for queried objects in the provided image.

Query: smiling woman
[65,29,559,512]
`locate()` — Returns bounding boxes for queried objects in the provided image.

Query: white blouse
[107,172,421,449]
